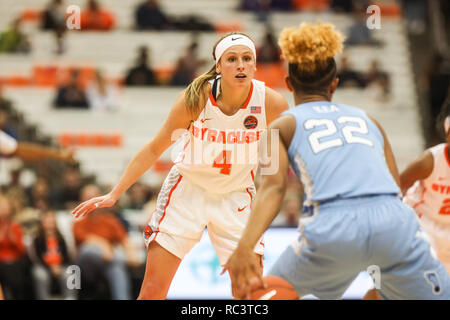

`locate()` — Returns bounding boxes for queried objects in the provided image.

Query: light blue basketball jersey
[282,101,400,205]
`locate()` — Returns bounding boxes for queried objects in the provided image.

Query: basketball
[250,276,299,300]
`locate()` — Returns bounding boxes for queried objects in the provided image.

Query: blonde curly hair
[278,22,344,92]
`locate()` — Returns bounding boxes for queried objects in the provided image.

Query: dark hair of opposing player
[287,58,338,96]
[435,87,450,139]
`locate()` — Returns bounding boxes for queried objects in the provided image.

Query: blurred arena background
[0,0,449,300]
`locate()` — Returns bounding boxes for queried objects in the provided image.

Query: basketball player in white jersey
[71,32,289,299]
[403,93,450,271]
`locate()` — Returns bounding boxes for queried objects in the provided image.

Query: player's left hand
[221,245,266,299]
[71,193,117,219]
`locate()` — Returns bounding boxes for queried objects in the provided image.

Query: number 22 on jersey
[304,116,374,154]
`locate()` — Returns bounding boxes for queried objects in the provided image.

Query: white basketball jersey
[404,143,450,226]
[175,79,266,194]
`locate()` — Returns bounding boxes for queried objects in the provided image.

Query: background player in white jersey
[403,92,450,271]
[224,22,450,300]
[71,31,289,299]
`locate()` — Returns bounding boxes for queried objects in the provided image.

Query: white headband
[445,116,450,134]
[214,34,256,64]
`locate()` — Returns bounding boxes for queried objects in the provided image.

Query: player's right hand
[71,193,117,219]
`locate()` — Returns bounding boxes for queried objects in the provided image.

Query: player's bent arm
[399,151,434,194]
[265,86,290,125]
[237,127,291,251]
[368,116,401,187]
[239,115,297,248]
[224,122,293,299]
[72,92,197,218]
[108,92,195,201]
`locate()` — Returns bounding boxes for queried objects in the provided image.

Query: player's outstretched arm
[72,92,195,219]
[223,116,296,299]
[0,130,75,163]
[14,142,75,163]
[399,151,434,195]
[368,115,401,187]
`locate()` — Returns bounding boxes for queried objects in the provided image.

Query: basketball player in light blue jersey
[224,22,450,300]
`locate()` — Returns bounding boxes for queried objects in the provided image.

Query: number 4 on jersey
[213,150,232,175]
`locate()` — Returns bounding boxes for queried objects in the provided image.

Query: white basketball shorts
[419,216,450,273]
[143,166,265,266]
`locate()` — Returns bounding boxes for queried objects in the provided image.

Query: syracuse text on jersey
[175,122,264,166]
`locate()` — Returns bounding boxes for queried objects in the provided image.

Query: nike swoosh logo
[200,118,212,123]
[258,289,277,300]
[231,37,242,41]
[238,206,247,212]
[438,177,447,181]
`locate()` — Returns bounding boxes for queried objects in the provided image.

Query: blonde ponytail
[184,65,217,116]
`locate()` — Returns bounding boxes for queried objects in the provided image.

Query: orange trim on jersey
[157,175,183,231]
[208,81,254,109]
[445,145,450,167]
[174,139,191,164]
[209,91,218,107]
[413,187,427,210]
[251,170,255,181]
[258,242,265,269]
[246,188,253,207]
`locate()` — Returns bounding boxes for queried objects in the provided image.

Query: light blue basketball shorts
[269,195,450,299]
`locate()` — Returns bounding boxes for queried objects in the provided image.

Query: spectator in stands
[170,58,193,86]
[257,29,281,64]
[365,59,390,100]
[0,18,31,54]
[53,166,83,210]
[0,109,18,140]
[171,15,214,32]
[135,0,172,31]
[0,194,29,299]
[0,84,13,112]
[54,70,89,109]
[86,70,119,112]
[170,38,207,86]
[345,3,382,47]
[123,182,151,210]
[53,27,67,55]
[270,0,293,10]
[401,0,427,35]
[124,46,158,86]
[27,177,52,212]
[73,184,139,300]
[271,193,301,227]
[80,0,115,31]
[330,0,353,13]
[31,210,75,300]
[41,0,66,31]
[239,0,271,22]
[40,0,67,55]
[336,54,366,88]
